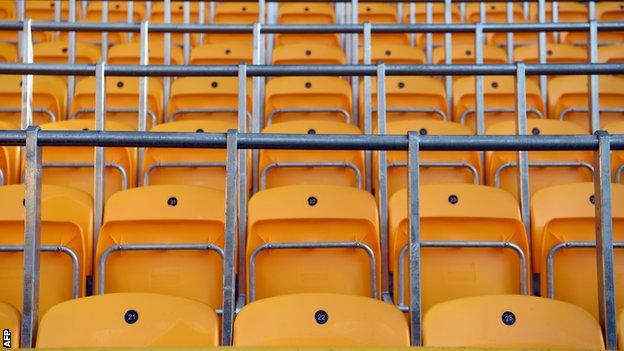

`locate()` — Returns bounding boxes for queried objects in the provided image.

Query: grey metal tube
[407,131,421,346]
[20,19,33,130]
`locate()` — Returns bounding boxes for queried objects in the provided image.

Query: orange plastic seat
[167,77,252,125]
[0,121,19,185]
[84,1,146,23]
[0,184,91,315]
[38,120,137,203]
[72,77,163,129]
[432,44,507,64]
[605,121,624,183]
[0,42,16,62]
[37,293,219,347]
[389,184,529,313]
[0,75,66,126]
[96,185,226,311]
[564,2,623,45]
[533,182,624,319]
[549,75,624,129]
[359,76,448,130]
[485,120,592,199]
[190,43,252,65]
[401,3,460,24]
[260,121,365,189]
[453,75,545,130]
[276,3,339,47]
[26,0,69,21]
[375,120,480,198]
[150,1,211,47]
[108,42,183,65]
[142,120,234,189]
[0,0,14,19]
[358,44,425,64]
[465,2,525,23]
[265,77,352,125]
[207,2,258,44]
[272,43,345,65]
[247,185,380,301]
[423,295,604,349]
[600,45,624,63]
[359,3,408,45]
[514,44,588,64]
[33,41,101,65]
[233,293,409,346]
[0,301,19,349]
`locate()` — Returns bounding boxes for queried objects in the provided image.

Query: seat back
[142,120,234,189]
[150,1,210,46]
[260,121,364,189]
[108,42,183,65]
[549,75,624,129]
[423,295,604,349]
[276,3,339,47]
[0,43,17,62]
[389,184,529,312]
[247,185,380,300]
[272,43,345,65]
[0,75,66,126]
[533,183,624,319]
[600,45,624,64]
[485,119,592,200]
[433,44,507,65]
[358,3,408,45]
[208,2,258,44]
[190,43,252,65]
[377,120,480,198]
[514,44,588,64]
[234,293,409,346]
[265,77,352,124]
[37,293,219,347]
[0,185,90,315]
[358,44,425,64]
[96,185,225,310]
[85,1,146,22]
[466,2,525,23]
[0,301,19,349]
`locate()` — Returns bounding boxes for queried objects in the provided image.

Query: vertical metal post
[425,2,433,64]
[198,1,205,45]
[444,0,453,120]
[376,63,390,302]
[397,2,403,23]
[163,0,171,121]
[67,0,77,118]
[363,22,372,193]
[221,129,238,346]
[594,130,617,350]
[538,0,547,112]
[146,1,152,19]
[408,2,415,47]
[93,61,106,259]
[20,126,42,348]
[251,23,263,194]
[474,23,485,136]
[350,0,359,127]
[552,1,560,43]
[337,2,345,49]
[479,1,487,24]
[209,1,215,23]
[515,62,531,273]
[54,0,62,40]
[183,1,191,65]
[20,19,33,130]
[82,0,88,18]
[459,2,466,22]
[137,20,149,186]
[522,1,529,20]
[265,2,276,65]
[101,0,109,61]
[236,64,248,307]
[506,1,515,63]
[127,0,135,42]
[407,131,421,346]
[589,19,600,133]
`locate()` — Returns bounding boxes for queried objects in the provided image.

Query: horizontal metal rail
[0,63,622,77]
[0,131,623,151]
[1,20,623,33]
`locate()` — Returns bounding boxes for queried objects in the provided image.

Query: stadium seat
[0,75,66,126]
[150,1,211,47]
[37,293,219,347]
[207,2,258,44]
[605,121,624,183]
[276,3,339,47]
[33,41,101,65]
[0,42,17,62]
[108,42,184,65]
[599,44,624,64]
[259,121,365,189]
[167,77,252,124]
[272,43,346,65]
[465,2,525,23]
[0,184,90,315]
[485,120,593,199]
[359,76,449,130]
[375,120,480,198]
[0,301,19,349]
[265,76,352,125]
[358,43,425,64]
[549,75,624,129]
[453,75,545,130]
[423,295,604,349]
[72,77,164,129]
[532,182,624,319]
[0,121,19,185]
[247,184,380,301]
[389,184,529,312]
[84,1,146,23]
[432,44,507,64]
[96,185,226,311]
[514,44,588,64]
[565,2,624,45]
[190,43,252,65]
[26,0,68,21]
[142,120,234,189]
[401,3,461,24]
[358,3,409,45]
[38,119,137,202]
[233,293,410,346]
